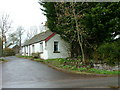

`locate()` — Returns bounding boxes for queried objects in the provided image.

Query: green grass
[16,55,33,59]
[34,58,43,62]
[61,65,120,75]
[17,56,120,75]
[41,58,120,75]
[44,58,62,66]
[0,58,8,62]
[78,67,87,71]
[87,68,120,75]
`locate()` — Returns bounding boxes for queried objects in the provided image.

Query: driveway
[1,56,119,88]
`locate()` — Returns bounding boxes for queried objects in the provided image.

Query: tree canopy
[40,2,120,65]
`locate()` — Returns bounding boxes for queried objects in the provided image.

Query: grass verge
[17,56,120,75]
[40,58,120,75]
[16,55,33,59]
[0,58,8,63]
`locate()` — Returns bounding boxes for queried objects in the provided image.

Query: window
[54,41,60,53]
[40,42,43,52]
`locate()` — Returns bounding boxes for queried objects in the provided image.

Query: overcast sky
[0,0,47,42]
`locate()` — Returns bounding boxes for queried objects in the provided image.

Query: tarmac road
[1,56,119,88]
[0,62,2,89]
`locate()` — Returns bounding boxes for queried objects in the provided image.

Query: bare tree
[71,2,85,63]
[16,26,24,47]
[26,26,38,40]
[0,13,12,56]
[0,37,2,57]
[8,32,19,45]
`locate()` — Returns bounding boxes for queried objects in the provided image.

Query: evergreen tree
[40,1,120,64]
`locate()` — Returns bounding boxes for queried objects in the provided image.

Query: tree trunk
[71,2,85,63]
[1,29,4,56]
[0,38,2,57]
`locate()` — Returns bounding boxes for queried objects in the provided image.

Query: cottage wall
[22,41,47,59]
[46,34,70,59]
[40,41,48,59]
[29,45,33,55]
[22,34,70,59]
[21,47,24,55]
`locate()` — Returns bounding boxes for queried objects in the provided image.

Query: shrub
[32,52,40,58]
[97,42,120,66]
[58,58,66,63]
[78,67,87,71]
[71,66,77,70]
[0,58,8,62]
[62,65,72,69]
[3,48,15,56]
[34,59,43,62]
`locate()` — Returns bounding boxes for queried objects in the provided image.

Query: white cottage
[21,30,70,59]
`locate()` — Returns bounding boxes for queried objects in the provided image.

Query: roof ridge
[29,30,52,40]
[23,30,54,46]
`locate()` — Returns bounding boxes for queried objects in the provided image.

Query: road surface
[1,56,119,88]
[0,62,2,89]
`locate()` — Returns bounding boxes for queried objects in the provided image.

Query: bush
[97,42,120,66]
[62,65,72,69]
[32,52,40,58]
[71,66,77,70]
[3,48,15,56]
[34,59,43,62]
[58,58,66,63]
[78,67,87,71]
[0,58,8,62]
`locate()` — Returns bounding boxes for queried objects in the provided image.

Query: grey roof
[9,44,16,48]
[23,30,53,46]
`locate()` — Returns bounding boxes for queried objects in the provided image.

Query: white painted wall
[29,44,33,55]
[22,45,31,56]
[21,47,24,55]
[22,41,46,58]
[33,41,47,59]
[21,34,70,59]
[41,41,48,59]
[46,34,70,59]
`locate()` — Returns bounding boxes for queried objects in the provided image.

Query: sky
[0,0,47,42]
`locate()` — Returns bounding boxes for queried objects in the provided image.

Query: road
[0,62,2,89]
[1,56,119,88]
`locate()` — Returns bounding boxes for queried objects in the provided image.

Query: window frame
[53,41,60,53]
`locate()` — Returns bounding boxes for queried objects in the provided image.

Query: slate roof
[23,30,54,46]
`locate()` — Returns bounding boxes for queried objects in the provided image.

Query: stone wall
[94,64,119,71]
